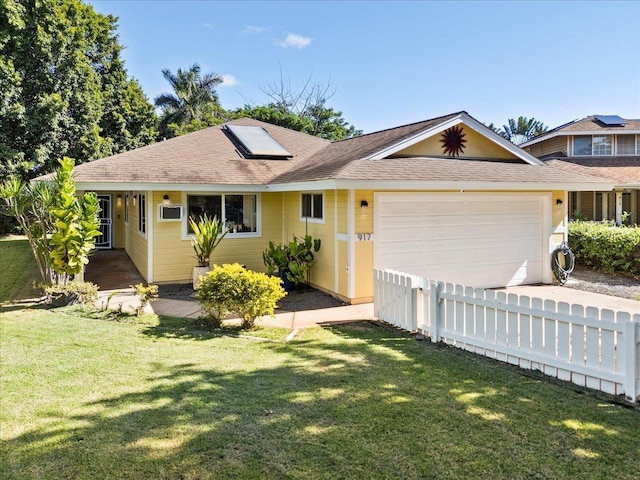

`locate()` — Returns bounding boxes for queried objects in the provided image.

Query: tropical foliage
[155,63,226,138]
[487,116,548,145]
[188,215,228,267]
[0,0,157,180]
[0,158,101,286]
[263,234,321,286]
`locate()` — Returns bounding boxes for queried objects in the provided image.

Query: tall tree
[487,116,548,145]
[0,0,157,180]
[154,63,224,138]
[238,74,361,141]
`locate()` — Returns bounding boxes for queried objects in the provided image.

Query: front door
[96,194,112,249]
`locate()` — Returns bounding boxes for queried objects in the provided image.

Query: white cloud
[276,33,312,49]
[202,23,213,30]
[220,74,238,87]
[243,25,269,34]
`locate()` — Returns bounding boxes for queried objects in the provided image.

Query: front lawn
[2,307,639,479]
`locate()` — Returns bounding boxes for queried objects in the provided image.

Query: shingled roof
[69,118,329,185]
[544,156,640,187]
[522,115,640,147]
[64,113,613,189]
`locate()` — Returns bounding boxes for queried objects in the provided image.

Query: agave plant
[188,215,228,267]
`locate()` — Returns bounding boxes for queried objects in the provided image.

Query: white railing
[374,268,640,403]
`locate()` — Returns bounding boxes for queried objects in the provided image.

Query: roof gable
[365,112,542,165]
[521,115,640,147]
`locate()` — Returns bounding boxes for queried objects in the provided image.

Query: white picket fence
[374,269,640,403]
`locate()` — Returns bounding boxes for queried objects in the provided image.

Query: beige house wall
[396,126,519,160]
[524,136,567,157]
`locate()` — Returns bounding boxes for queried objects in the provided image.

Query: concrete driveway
[497,284,639,314]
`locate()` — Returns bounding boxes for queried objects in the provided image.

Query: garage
[374,193,550,288]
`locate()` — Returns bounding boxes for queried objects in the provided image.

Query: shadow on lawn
[3,322,640,479]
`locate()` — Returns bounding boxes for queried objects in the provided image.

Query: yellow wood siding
[336,190,348,233]
[282,190,335,293]
[124,193,148,281]
[337,240,348,298]
[152,192,284,283]
[396,126,519,160]
[524,136,567,157]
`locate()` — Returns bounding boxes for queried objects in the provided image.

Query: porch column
[615,190,623,225]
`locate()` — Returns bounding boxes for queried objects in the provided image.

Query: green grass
[2,309,639,480]
[0,236,42,305]
[1,236,639,479]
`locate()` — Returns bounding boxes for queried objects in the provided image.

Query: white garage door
[374,193,549,288]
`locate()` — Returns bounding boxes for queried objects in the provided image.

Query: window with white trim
[186,194,257,235]
[301,193,323,220]
[137,194,146,234]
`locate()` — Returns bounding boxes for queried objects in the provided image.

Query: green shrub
[262,234,321,286]
[568,221,640,276]
[195,263,286,329]
[45,281,99,307]
[131,283,159,316]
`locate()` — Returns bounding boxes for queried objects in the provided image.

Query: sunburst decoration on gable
[440,126,467,157]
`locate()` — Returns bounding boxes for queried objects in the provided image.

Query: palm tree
[487,116,548,145]
[154,63,223,135]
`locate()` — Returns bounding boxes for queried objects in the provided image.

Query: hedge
[568,221,640,276]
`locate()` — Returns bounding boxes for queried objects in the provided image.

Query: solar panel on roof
[226,125,292,159]
[594,115,627,126]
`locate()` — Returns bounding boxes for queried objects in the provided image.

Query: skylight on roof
[594,115,627,126]
[226,125,292,159]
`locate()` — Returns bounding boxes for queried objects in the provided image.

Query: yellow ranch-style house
[67,112,613,304]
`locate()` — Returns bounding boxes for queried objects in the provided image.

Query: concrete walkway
[497,282,640,314]
[96,288,375,329]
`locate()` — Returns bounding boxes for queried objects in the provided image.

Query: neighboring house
[520,115,640,225]
[66,111,612,303]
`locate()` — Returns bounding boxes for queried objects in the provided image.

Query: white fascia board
[328,179,616,192]
[458,113,544,165]
[75,182,268,192]
[365,115,465,160]
[520,130,640,148]
[265,180,338,192]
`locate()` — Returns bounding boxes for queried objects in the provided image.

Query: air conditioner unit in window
[159,204,183,221]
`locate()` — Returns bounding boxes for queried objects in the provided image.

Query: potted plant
[262,234,321,291]
[189,214,228,289]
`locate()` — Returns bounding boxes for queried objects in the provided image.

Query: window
[301,193,323,220]
[617,135,638,155]
[138,194,146,234]
[187,194,257,234]
[573,135,612,156]
[124,194,129,223]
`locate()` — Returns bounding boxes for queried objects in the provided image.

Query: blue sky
[91,0,640,134]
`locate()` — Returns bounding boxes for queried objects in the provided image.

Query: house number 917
[356,233,372,241]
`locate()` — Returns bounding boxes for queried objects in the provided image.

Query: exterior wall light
[556,199,563,205]
[117,194,122,206]
[163,194,170,204]
[361,200,369,213]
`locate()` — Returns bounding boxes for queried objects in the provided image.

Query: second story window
[573,135,612,156]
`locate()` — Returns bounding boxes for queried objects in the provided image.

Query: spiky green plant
[188,215,228,267]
